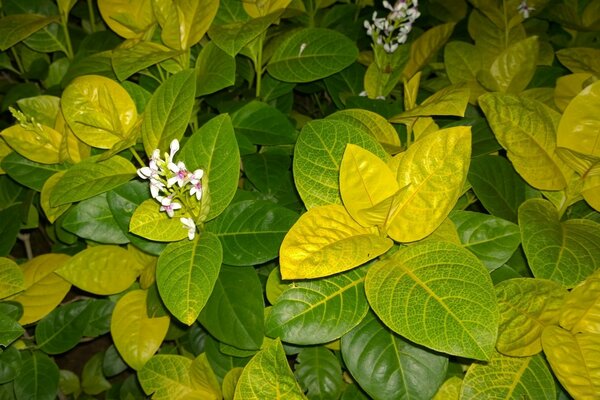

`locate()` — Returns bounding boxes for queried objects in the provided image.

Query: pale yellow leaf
[0,257,25,299]
[560,270,600,334]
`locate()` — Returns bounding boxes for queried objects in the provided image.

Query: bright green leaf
[97,0,156,39]
[112,41,180,81]
[0,14,58,51]
[195,42,236,96]
[129,199,190,242]
[390,86,470,121]
[158,0,219,51]
[0,257,24,299]
[0,313,24,347]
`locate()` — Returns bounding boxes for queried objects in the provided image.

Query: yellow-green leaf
[190,353,221,399]
[542,326,600,399]
[583,173,600,211]
[390,85,470,122]
[56,245,142,295]
[11,254,71,325]
[0,14,58,51]
[129,199,190,242]
[97,0,156,39]
[554,72,595,112]
[326,109,401,153]
[560,270,600,334]
[243,0,292,17]
[558,80,600,159]
[158,0,219,51]
[111,290,169,370]
[340,144,399,227]
[279,204,392,280]
[234,339,306,400]
[495,278,567,356]
[40,171,71,223]
[0,257,24,299]
[0,123,62,164]
[556,47,600,75]
[479,93,571,190]
[386,126,471,242]
[444,41,482,84]
[223,368,243,400]
[403,23,455,80]
[461,352,556,399]
[432,376,461,400]
[61,75,138,149]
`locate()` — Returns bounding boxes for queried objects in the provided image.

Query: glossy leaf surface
[129,199,189,242]
[35,300,93,354]
[295,347,342,400]
[560,270,600,334]
[13,352,59,400]
[0,257,24,299]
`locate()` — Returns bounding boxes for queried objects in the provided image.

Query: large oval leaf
[365,241,498,360]
[386,126,471,242]
[0,123,62,164]
[129,199,189,242]
[479,93,570,190]
[560,270,600,334]
[0,152,67,191]
[157,232,222,325]
[461,352,556,399]
[266,266,369,345]
[0,257,24,299]
[519,198,600,287]
[35,300,93,354]
[206,200,297,266]
[180,114,240,221]
[267,28,357,83]
[495,278,567,356]
[111,290,170,370]
[141,69,196,156]
[157,0,218,50]
[341,312,448,400]
[13,352,59,400]
[61,75,138,148]
[198,266,264,351]
[295,347,342,400]
[326,109,401,153]
[231,101,296,145]
[97,0,155,39]
[234,339,306,400]
[293,119,387,209]
[279,204,392,280]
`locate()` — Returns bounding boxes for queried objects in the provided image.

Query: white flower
[517,0,534,19]
[168,161,190,187]
[137,149,162,180]
[181,217,196,240]
[166,139,180,164]
[149,178,165,198]
[157,195,181,218]
[363,0,420,54]
[189,169,204,200]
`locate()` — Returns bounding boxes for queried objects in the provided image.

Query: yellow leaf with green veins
[542,326,600,399]
[411,117,439,141]
[279,204,392,280]
[98,0,156,39]
[0,123,62,164]
[390,86,470,122]
[432,376,461,400]
[386,126,471,243]
[11,254,71,325]
[0,257,24,299]
[479,93,571,190]
[558,80,600,158]
[403,23,455,80]
[111,290,169,370]
[56,245,143,295]
[445,41,482,84]
[130,199,190,242]
[340,144,399,227]
[495,278,567,357]
[560,270,600,334]
[61,75,138,149]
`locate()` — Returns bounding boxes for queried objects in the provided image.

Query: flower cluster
[137,139,203,240]
[364,0,421,53]
[517,0,534,19]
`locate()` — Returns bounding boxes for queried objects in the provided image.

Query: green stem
[87,0,96,33]
[254,33,266,98]
[130,148,145,167]
[9,47,26,77]
[60,15,75,59]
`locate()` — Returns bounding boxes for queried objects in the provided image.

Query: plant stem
[60,15,75,59]
[130,147,145,167]
[255,32,266,98]
[87,0,96,33]
[9,47,26,77]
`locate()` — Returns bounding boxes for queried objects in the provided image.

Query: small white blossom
[168,161,191,187]
[149,178,165,198]
[517,0,534,19]
[157,195,182,218]
[181,217,196,240]
[189,169,204,200]
[363,0,420,54]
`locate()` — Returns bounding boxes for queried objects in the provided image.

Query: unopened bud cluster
[364,0,420,53]
[137,139,203,240]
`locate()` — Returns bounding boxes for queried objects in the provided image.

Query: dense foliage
[1,0,600,399]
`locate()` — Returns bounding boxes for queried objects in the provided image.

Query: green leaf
[293,119,387,209]
[61,74,138,149]
[111,290,170,371]
[242,153,296,205]
[157,0,218,51]
[35,300,93,354]
[62,193,130,244]
[206,200,297,266]
[112,41,180,81]
[234,339,307,399]
[403,22,455,80]
[444,41,483,84]
[56,245,141,295]
[341,312,448,400]
[129,199,189,242]
[199,266,264,351]
[81,352,111,395]
[295,347,342,400]
[205,336,251,383]
[450,211,521,271]
[478,93,570,191]
[0,257,24,299]
[1,152,67,191]
[195,42,236,96]
[13,352,59,400]
[0,14,58,51]
[267,28,358,83]
[231,101,296,145]
[103,344,128,377]
[520,199,600,287]
[141,69,196,156]
[49,155,136,206]
[556,47,600,75]
[365,241,498,361]
[324,63,366,109]
[279,204,392,280]
[0,346,22,384]
[157,232,222,325]
[390,86,470,121]
[0,312,24,347]
[83,299,115,337]
[468,155,538,223]
[266,266,369,345]
[461,352,556,399]
[180,114,240,221]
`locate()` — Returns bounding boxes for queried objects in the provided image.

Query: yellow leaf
[0,139,12,174]
[55,109,91,163]
[386,126,471,242]
[0,257,24,299]
[98,0,156,39]
[391,85,470,122]
[412,117,439,141]
[420,217,461,245]
[222,368,243,400]
[0,123,62,164]
[189,354,221,399]
[128,245,157,290]
[560,270,600,334]
[243,0,292,18]
[403,23,455,80]
[111,290,170,370]
[40,171,71,223]
[542,326,600,398]
[56,245,143,295]
[404,71,422,111]
[583,172,600,211]
[11,254,71,325]
[433,376,461,400]
[280,204,393,279]
[558,80,600,158]
[130,199,190,242]
[554,73,595,112]
[158,0,219,51]
[340,144,399,227]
